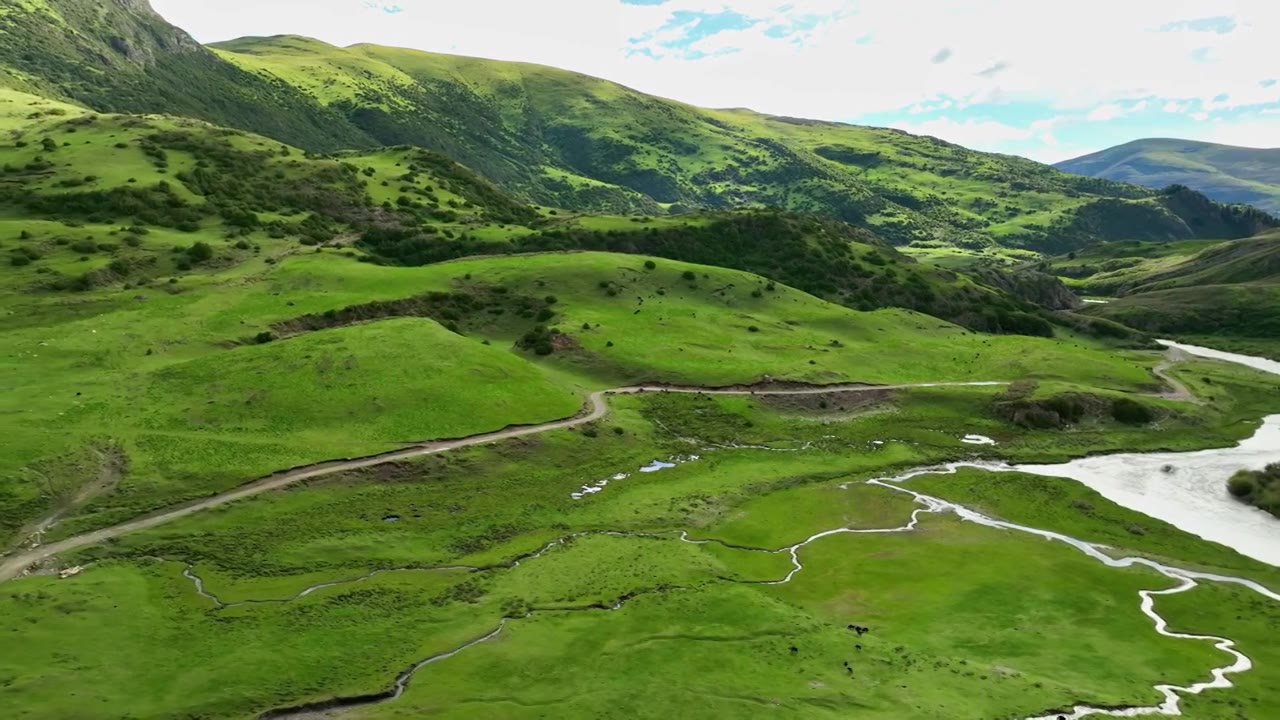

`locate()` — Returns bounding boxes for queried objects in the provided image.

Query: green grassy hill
[1056,138,1280,215]
[0,84,1095,339]
[210,36,1274,254]
[0,0,366,151]
[1,2,1271,256]
[1047,230,1280,358]
[0,238,1159,545]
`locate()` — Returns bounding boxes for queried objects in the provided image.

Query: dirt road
[1153,346,1199,403]
[0,380,1007,582]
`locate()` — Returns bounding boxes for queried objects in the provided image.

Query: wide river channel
[1014,340,1280,566]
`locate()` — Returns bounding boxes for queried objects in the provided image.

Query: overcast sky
[151,0,1280,163]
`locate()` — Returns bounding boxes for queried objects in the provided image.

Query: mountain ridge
[0,0,1274,257]
[1056,138,1280,215]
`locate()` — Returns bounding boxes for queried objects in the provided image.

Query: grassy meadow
[3,375,1279,718]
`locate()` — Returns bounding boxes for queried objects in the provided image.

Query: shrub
[644,260,656,270]
[682,270,697,281]
[187,241,214,263]
[748,326,760,333]
[1228,472,1256,498]
[1111,398,1155,425]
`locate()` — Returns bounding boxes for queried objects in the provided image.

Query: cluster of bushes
[517,325,563,356]
[265,285,555,341]
[1227,464,1280,518]
[993,383,1158,429]
[9,181,204,229]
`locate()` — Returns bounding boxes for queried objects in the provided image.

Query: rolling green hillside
[0,0,367,151]
[0,236,1161,544]
[1048,230,1280,358]
[0,2,1271,256]
[211,36,1274,253]
[1057,138,1280,215]
[0,83,1100,338]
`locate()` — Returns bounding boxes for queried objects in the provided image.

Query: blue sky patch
[1158,16,1237,34]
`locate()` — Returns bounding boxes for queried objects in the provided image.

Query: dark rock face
[974,267,1082,311]
[106,0,202,62]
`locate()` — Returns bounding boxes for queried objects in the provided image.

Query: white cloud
[1198,118,1280,146]
[1085,100,1149,121]
[889,117,1036,149]
[1086,104,1127,122]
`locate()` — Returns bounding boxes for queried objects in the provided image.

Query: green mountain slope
[212,36,1275,253]
[1,2,1271,255]
[1056,138,1280,215]
[1048,230,1280,358]
[0,84,1094,338]
[0,0,368,151]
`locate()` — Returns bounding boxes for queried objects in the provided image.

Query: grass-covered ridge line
[208,38,1275,253]
[0,87,1091,341]
[1056,138,1280,215]
[3,3,1273,255]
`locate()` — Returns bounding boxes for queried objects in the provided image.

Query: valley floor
[3,341,1280,719]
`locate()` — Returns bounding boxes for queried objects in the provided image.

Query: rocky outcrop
[972,267,1082,311]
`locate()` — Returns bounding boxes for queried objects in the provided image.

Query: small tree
[187,241,214,263]
[1228,472,1256,498]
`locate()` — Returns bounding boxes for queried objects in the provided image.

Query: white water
[1010,341,1280,567]
[1015,418,1280,566]
[1157,340,1280,376]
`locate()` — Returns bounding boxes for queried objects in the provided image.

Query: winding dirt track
[0,380,1006,582]
[1153,346,1198,403]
